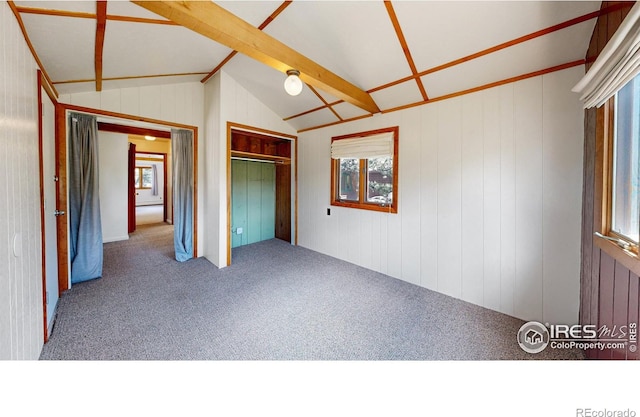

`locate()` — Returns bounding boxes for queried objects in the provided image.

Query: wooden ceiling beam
[132,1,380,114]
[15,6,178,25]
[94,1,107,92]
[201,0,292,84]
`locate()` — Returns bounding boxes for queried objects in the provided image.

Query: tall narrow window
[330,127,398,213]
[611,74,640,247]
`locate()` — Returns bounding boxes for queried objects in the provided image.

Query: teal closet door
[231,160,275,248]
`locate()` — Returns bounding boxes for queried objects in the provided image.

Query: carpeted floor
[39,224,584,360]
[135,204,164,225]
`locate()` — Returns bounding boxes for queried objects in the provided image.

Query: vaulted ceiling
[11,1,607,132]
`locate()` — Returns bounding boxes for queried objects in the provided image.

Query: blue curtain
[172,129,194,262]
[68,112,103,283]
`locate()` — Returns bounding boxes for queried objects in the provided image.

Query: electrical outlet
[237,227,243,234]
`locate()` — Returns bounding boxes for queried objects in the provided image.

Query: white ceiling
[13,0,602,132]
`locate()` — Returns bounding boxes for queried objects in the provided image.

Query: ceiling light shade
[144,135,156,141]
[284,70,303,96]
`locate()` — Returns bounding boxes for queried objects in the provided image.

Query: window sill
[330,201,397,214]
[594,235,640,277]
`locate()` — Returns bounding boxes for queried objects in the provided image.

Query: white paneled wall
[298,67,584,325]
[0,2,45,359]
[98,132,129,243]
[203,71,297,267]
[58,81,205,255]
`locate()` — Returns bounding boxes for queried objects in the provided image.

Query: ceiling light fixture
[284,69,303,96]
[144,135,156,141]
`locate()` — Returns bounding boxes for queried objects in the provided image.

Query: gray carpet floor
[39,224,584,360]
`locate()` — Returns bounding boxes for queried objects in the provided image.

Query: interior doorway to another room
[132,150,169,228]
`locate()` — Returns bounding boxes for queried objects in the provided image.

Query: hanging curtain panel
[172,129,194,262]
[330,132,394,159]
[151,164,158,196]
[68,112,103,284]
[572,2,640,108]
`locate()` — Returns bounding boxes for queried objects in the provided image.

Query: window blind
[330,132,394,159]
[572,2,640,109]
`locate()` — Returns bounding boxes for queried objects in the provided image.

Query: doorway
[227,123,297,265]
[55,103,198,293]
[38,78,59,341]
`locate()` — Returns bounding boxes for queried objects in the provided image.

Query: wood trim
[95,1,107,92]
[382,60,585,114]
[60,103,195,130]
[297,114,373,133]
[231,151,290,164]
[330,126,399,214]
[201,0,292,83]
[133,1,379,114]
[284,3,627,124]
[97,122,171,139]
[53,72,208,85]
[227,122,298,265]
[201,51,238,84]
[226,123,232,267]
[55,103,69,294]
[57,105,198,288]
[192,127,198,258]
[384,0,428,101]
[308,85,343,121]
[106,14,177,26]
[227,122,297,140]
[294,137,298,245]
[37,73,48,342]
[7,1,59,98]
[15,6,178,25]
[595,237,640,278]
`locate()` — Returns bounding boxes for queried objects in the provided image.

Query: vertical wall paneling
[436,98,463,299]
[514,77,544,321]
[499,84,516,317]
[400,108,421,286]
[1,1,44,359]
[482,88,502,312]
[612,262,630,359]
[542,68,584,325]
[297,66,584,325]
[207,71,296,267]
[419,106,438,290]
[461,92,484,306]
[98,132,129,243]
[597,254,615,359]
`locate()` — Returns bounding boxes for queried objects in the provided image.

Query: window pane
[142,167,153,188]
[338,158,359,201]
[134,168,141,189]
[612,77,640,243]
[367,156,393,205]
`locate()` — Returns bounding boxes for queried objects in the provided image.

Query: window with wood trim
[330,127,398,213]
[134,166,153,189]
[609,74,640,251]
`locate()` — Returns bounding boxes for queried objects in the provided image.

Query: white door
[42,87,59,334]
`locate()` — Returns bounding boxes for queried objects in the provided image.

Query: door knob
[54,210,65,216]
